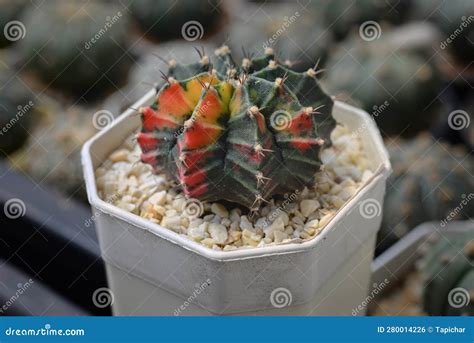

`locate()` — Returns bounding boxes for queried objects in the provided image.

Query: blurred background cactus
[378,135,474,254]
[17,0,134,99]
[418,229,474,316]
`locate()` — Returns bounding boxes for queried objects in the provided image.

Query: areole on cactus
[137,46,336,210]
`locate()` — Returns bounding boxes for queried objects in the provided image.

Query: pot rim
[81,91,391,262]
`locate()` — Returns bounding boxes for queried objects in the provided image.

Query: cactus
[224,3,332,72]
[130,0,222,41]
[322,0,411,41]
[325,31,441,137]
[0,65,35,155]
[412,0,474,64]
[137,46,336,210]
[10,100,96,201]
[17,0,133,98]
[377,134,474,253]
[0,0,28,48]
[418,229,474,316]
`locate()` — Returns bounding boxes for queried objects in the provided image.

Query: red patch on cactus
[141,107,179,131]
[137,132,159,151]
[197,91,223,122]
[186,183,209,198]
[181,123,221,150]
[256,113,266,133]
[141,152,157,165]
[288,112,312,135]
[291,138,318,152]
[180,168,207,187]
[159,83,193,118]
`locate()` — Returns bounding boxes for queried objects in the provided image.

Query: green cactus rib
[138,46,335,209]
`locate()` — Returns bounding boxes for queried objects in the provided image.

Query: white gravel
[95,125,373,251]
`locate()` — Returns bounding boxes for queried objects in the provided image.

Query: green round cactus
[418,228,474,316]
[17,0,133,98]
[137,46,336,210]
[322,0,411,40]
[378,135,474,253]
[130,0,222,41]
[225,3,333,72]
[325,32,442,137]
[0,0,28,48]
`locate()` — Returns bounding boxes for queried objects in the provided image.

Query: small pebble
[211,203,229,218]
[208,223,228,244]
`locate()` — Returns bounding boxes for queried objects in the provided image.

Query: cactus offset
[138,46,335,210]
[417,229,474,316]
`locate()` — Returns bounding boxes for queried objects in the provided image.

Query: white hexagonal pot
[82,90,391,315]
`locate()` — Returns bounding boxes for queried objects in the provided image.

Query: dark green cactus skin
[138,47,335,210]
[0,0,28,48]
[0,66,34,155]
[325,33,441,137]
[17,1,132,98]
[322,0,412,41]
[225,3,332,72]
[419,229,474,316]
[130,0,222,41]
[377,135,474,253]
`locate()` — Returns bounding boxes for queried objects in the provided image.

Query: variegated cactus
[138,46,336,210]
